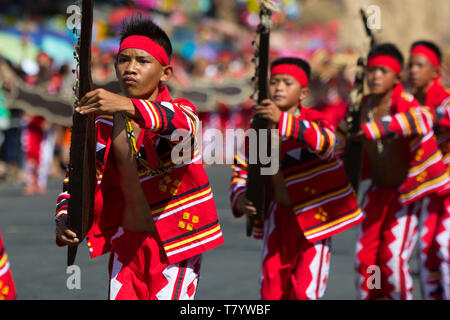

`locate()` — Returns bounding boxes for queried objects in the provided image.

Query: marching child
[55,17,224,300]
[408,40,450,300]
[230,57,363,300]
[342,43,449,299]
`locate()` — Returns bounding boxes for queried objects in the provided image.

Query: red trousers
[22,124,55,190]
[261,203,331,300]
[0,230,17,300]
[108,227,202,300]
[419,194,450,300]
[355,186,420,299]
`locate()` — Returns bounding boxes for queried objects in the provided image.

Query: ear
[432,66,440,78]
[160,65,173,83]
[299,87,310,101]
[114,61,119,78]
[394,73,401,84]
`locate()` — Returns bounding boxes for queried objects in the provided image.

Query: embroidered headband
[366,55,402,75]
[271,64,309,87]
[410,45,440,67]
[117,35,170,66]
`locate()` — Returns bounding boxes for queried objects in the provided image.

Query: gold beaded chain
[124,116,169,177]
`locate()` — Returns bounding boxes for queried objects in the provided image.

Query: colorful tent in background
[98,38,120,54]
[0,27,75,64]
[0,31,39,64]
[41,35,75,63]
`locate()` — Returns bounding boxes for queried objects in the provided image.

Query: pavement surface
[0,165,423,300]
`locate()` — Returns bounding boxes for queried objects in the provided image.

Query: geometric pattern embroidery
[304,186,317,195]
[178,212,199,231]
[0,280,10,300]
[158,175,181,195]
[416,171,427,182]
[314,207,328,222]
[415,149,424,161]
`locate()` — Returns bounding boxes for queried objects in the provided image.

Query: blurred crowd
[0,0,447,195]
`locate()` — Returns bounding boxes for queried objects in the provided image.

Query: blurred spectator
[21,51,57,195]
[0,0,448,186]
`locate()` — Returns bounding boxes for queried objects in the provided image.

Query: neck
[283,103,301,116]
[413,78,434,104]
[148,87,160,101]
[370,90,392,109]
[131,85,160,100]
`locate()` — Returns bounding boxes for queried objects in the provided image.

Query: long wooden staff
[66,0,96,266]
[343,8,376,193]
[246,0,276,236]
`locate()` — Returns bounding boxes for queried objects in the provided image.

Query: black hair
[120,15,173,60]
[368,43,404,69]
[271,57,311,80]
[410,40,442,64]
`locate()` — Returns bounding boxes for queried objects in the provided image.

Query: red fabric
[0,230,17,300]
[425,77,450,109]
[418,68,450,301]
[108,228,201,300]
[419,194,450,300]
[271,64,309,87]
[314,99,348,131]
[411,45,440,68]
[23,116,45,162]
[260,204,331,300]
[359,84,449,205]
[118,35,170,66]
[425,77,450,196]
[355,186,420,300]
[230,106,363,242]
[56,85,224,264]
[391,83,419,112]
[366,55,402,75]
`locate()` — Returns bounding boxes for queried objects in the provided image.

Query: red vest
[355,84,449,202]
[230,106,363,242]
[56,87,224,264]
[424,77,450,195]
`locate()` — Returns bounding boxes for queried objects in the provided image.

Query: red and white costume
[230,104,363,300]
[22,71,61,194]
[0,229,17,300]
[55,85,224,300]
[339,82,450,299]
[22,115,55,192]
[416,76,450,300]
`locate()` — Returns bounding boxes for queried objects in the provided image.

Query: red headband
[271,64,309,87]
[117,35,170,66]
[411,45,440,67]
[366,55,402,75]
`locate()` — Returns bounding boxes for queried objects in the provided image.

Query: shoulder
[301,107,326,122]
[435,78,450,95]
[300,107,334,131]
[400,91,416,103]
[172,97,198,114]
[397,91,420,112]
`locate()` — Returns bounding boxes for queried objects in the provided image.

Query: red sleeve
[131,98,199,140]
[361,107,434,140]
[278,110,335,160]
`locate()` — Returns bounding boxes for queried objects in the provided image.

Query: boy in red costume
[341,43,449,299]
[230,57,363,300]
[408,40,450,300]
[0,229,17,300]
[55,17,223,300]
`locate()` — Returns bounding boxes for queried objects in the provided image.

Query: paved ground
[0,165,422,300]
